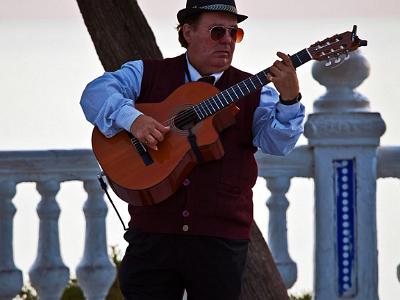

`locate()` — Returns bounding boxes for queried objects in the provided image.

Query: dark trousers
[119,229,249,300]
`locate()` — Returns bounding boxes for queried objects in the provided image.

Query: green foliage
[17,285,37,300]
[289,292,312,300]
[61,279,85,300]
[106,245,124,300]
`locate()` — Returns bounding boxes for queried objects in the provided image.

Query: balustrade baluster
[29,180,69,300]
[0,180,22,300]
[265,176,297,288]
[76,180,116,300]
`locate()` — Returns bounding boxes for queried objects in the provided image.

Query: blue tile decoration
[334,159,357,297]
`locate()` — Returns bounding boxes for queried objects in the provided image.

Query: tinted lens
[210,26,244,43]
[235,28,244,43]
[210,26,226,41]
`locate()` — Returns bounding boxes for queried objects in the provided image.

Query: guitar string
[133,47,341,139]
[131,70,271,145]
[154,74,268,128]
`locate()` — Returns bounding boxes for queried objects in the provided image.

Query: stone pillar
[0,181,22,300]
[76,180,116,300]
[29,180,70,300]
[265,176,297,288]
[305,50,386,299]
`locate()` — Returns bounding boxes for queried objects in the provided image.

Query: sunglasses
[208,25,244,43]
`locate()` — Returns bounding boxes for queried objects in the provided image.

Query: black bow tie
[197,76,215,85]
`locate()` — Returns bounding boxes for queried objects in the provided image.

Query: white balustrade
[29,180,69,300]
[0,150,115,299]
[376,146,400,286]
[256,146,313,288]
[76,180,116,300]
[0,180,22,300]
[265,176,297,288]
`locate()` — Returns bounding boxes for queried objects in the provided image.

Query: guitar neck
[193,48,312,121]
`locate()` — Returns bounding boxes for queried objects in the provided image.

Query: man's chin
[212,58,232,71]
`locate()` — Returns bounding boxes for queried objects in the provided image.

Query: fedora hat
[177,0,248,24]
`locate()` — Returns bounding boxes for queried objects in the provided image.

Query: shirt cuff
[115,105,143,132]
[276,101,302,122]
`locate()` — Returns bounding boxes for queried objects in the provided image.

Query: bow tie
[197,76,215,85]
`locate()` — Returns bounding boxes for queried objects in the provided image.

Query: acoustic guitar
[92,26,367,206]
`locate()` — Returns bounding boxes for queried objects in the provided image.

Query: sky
[1,0,400,299]
[1,0,400,19]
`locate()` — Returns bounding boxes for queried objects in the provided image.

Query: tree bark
[240,222,290,300]
[76,0,289,299]
[77,0,162,71]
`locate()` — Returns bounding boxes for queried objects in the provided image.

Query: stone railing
[0,150,115,300]
[256,50,400,299]
[256,145,400,291]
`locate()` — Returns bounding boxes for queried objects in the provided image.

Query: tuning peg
[344,52,351,61]
[334,56,342,64]
[325,59,332,67]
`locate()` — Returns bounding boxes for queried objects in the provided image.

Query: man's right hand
[130,115,170,151]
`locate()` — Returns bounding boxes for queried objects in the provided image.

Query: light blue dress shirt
[80,56,305,155]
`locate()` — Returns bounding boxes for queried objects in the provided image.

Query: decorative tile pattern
[334,159,357,297]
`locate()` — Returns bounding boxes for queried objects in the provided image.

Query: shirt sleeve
[80,60,144,138]
[252,85,305,155]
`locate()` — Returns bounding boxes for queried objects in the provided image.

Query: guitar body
[92,82,240,206]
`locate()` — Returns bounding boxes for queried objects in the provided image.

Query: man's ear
[182,24,193,44]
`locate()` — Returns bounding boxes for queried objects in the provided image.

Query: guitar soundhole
[173,108,199,131]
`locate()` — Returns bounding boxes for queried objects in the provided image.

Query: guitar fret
[220,93,229,105]
[291,48,312,68]
[249,78,257,89]
[231,87,239,99]
[193,105,202,120]
[216,95,225,106]
[255,74,264,85]
[223,90,234,102]
[213,97,221,110]
[262,70,268,82]
[204,101,213,115]
[237,84,245,96]
[199,102,208,117]
[209,100,218,112]
[199,105,206,119]
[243,81,251,93]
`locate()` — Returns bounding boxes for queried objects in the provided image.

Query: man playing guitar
[80,0,304,299]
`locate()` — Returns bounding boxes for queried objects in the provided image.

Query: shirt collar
[185,53,224,84]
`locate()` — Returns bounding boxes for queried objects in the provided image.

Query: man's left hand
[267,52,300,101]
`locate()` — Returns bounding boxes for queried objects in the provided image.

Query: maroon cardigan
[128,54,261,239]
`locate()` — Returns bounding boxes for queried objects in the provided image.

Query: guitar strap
[187,128,204,164]
[184,58,204,164]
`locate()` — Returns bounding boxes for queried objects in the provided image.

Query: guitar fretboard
[192,48,311,121]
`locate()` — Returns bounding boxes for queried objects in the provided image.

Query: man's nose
[220,29,233,43]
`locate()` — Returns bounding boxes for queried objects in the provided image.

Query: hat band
[196,4,238,14]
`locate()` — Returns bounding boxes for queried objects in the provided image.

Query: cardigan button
[182,225,189,232]
[183,178,191,186]
[182,210,190,217]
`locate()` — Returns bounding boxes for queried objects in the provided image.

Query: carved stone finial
[312,50,370,112]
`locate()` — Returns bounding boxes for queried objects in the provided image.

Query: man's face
[184,12,238,75]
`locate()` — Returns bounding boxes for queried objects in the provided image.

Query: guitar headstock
[308,25,367,66]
